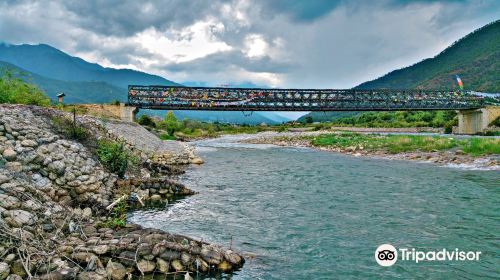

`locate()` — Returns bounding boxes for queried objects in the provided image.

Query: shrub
[483,130,500,136]
[490,116,500,127]
[96,140,131,178]
[277,125,288,132]
[137,115,156,127]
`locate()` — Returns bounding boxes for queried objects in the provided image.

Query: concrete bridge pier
[457,106,500,134]
[120,103,138,122]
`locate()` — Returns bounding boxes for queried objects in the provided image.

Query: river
[130,135,500,279]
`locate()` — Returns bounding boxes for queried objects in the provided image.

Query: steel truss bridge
[128,85,485,111]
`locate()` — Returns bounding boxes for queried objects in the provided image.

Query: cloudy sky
[0,0,498,88]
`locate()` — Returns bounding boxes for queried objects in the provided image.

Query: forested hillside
[357,20,500,92]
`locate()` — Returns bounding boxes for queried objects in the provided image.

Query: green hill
[0,61,126,103]
[357,20,500,92]
[0,42,182,103]
[0,43,180,89]
[301,20,500,122]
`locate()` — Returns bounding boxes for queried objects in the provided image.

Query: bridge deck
[128,85,485,111]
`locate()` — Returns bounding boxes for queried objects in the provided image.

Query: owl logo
[377,249,395,261]
[375,244,398,266]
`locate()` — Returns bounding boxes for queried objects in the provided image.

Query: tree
[162,111,180,136]
[304,116,313,124]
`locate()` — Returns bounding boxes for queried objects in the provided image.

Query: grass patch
[96,140,137,178]
[310,133,499,156]
[160,133,177,140]
[97,200,128,229]
[460,138,500,156]
[51,115,89,141]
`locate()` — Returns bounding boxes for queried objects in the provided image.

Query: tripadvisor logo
[375,244,397,266]
[375,244,481,267]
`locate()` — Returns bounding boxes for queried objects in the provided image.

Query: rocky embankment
[102,120,204,165]
[242,131,499,170]
[0,104,244,279]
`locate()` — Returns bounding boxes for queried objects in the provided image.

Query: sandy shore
[238,131,500,170]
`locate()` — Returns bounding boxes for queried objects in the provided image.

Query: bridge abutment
[457,106,500,134]
[120,103,138,122]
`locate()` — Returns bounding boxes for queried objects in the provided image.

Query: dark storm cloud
[0,0,498,87]
[242,0,472,23]
[60,0,229,37]
[256,0,344,22]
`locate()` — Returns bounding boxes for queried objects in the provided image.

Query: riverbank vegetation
[299,111,460,132]
[138,113,274,140]
[137,109,500,140]
[309,133,500,156]
[326,111,458,130]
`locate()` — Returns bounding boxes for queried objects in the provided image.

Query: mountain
[300,20,500,122]
[357,20,500,92]
[0,61,126,103]
[0,43,180,89]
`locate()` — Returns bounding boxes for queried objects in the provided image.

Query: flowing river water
[130,135,500,279]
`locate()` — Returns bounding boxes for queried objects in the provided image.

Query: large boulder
[171,260,184,272]
[136,260,155,273]
[5,210,37,227]
[106,260,127,280]
[0,262,9,280]
[20,140,38,148]
[6,275,22,280]
[156,258,169,274]
[200,245,223,265]
[0,195,20,210]
[2,149,16,161]
[48,160,66,175]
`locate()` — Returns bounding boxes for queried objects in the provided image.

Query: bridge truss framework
[128,85,485,111]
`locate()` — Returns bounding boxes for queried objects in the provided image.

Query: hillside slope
[0,61,126,103]
[0,43,180,89]
[357,20,500,92]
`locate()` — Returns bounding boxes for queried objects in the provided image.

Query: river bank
[239,131,499,170]
[135,136,500,279]
[0,105,243,279]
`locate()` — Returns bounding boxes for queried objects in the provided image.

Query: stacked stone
[0,105,114,211]
[30,106,203,167]
[0,168,73,279]
[115,178,196,204]
[59,225,244,279]
[0,105,244,279]
[150,143,204,165]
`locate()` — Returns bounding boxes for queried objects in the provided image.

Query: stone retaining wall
[0,105,244,279]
